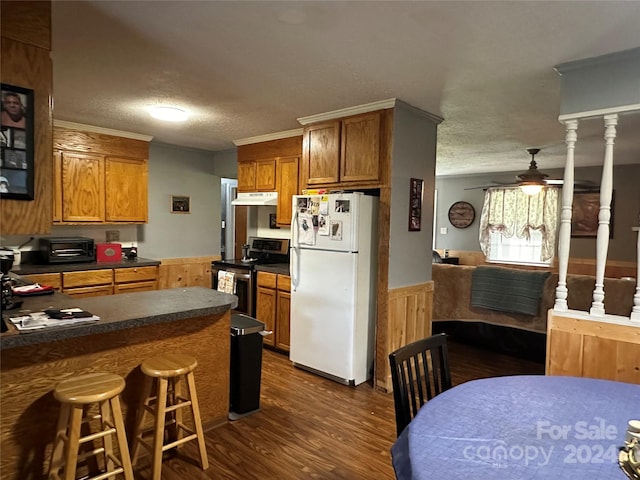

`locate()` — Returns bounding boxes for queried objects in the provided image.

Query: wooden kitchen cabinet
[60,151,105,222]
[237,159,276,193]
[105,157,148,222]
[114,265,158,294]
[62,269,114,298]
[276,156,299,226]
[275,275,291,351]
[255,271,291,351]
[19,273,62,291]
[302,111,383,189]
[53,126,150,224]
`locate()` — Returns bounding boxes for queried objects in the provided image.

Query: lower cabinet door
[276,291,291,351]
[256,286,277,348]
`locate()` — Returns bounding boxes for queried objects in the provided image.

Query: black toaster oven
[38,237,96,264]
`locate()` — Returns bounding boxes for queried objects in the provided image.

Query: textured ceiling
[51,1,640,177]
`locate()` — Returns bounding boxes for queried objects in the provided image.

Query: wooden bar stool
[132,353,208,479]
[48,372,134,480]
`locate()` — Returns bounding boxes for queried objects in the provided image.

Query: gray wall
[435,163,640,262]
[137,142,221,259]
[556,47,640,115]
[212,148,238,178]
[388,102,439,288]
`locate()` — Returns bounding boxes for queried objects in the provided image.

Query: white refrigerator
[289,192,378,385]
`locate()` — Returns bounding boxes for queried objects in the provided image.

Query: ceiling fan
[465,148,598,194]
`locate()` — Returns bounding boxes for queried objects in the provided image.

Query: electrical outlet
[440,227,448,235]
[106,230,120,242]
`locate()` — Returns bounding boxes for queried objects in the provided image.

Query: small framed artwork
[1,83,35,200]
[408,178,423,231]
[170,195,191,214]
[572,191,614,238]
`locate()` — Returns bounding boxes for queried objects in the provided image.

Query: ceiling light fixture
[517,148,547,196]
[149,106,188,122]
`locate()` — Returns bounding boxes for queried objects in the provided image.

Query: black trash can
[229,313,267,420]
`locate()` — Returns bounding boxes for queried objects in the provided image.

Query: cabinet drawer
[257,271,277,289]
[20,273,62,291]
[114,281,157,294]
[64,285,113,298]
[277,275,291,292]
[63,269,113,288]
[114,266,158,283]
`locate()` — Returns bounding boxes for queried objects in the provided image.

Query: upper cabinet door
[53,150,62,223]
[105,156,148,222]
[340,111,381,183]
[255,159,276,191]
[61,152,105,222]
[237,161,257,192]
[276,156,299,226]
[304,120,340,185]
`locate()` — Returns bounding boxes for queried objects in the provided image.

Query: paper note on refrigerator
[330,220,343,240]
[298,212,316,245]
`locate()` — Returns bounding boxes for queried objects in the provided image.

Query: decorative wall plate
[448,201,475,228]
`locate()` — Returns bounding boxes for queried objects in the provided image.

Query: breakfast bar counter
[0,287,237,479]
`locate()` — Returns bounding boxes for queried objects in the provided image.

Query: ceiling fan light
[520,184,543,195]
[149,106,188,122]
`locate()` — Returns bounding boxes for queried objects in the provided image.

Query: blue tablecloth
[391,375,640,479]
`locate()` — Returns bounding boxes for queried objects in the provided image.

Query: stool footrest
[163,433,198,451]
[86,466,124,480]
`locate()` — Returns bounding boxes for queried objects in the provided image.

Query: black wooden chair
[389,333,452,437]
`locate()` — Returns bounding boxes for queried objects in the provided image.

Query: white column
[590,114,617,316]
[554,120,578,311]
[631,227,640,323]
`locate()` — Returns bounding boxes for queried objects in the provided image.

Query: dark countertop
[0,287,237,349]
[11,257,161,275]
[255,263,290,276]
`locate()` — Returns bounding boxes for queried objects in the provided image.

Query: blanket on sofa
[471,266,551,316]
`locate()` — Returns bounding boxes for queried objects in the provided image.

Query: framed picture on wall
[170,195,191,214]
[408,178,423,231]
[1,83,35,200]
[571,191,614,238]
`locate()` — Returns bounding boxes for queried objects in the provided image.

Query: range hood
[231,191,278,206]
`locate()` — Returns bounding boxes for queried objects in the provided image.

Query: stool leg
[63,405,83,480]
[151,377,168,480]
[131,375,153,465]
[99,399,116,473]
[186,371,209,470]
[48,403,71,479]
[173,376,184,448]
[110,395,135,480]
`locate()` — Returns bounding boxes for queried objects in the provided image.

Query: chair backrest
[389,333,452,437]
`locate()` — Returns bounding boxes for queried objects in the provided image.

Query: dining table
[391,375,640,479]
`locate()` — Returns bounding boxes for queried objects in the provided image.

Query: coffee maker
[1,248,20,313]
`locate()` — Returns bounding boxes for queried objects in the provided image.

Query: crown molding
[297,98,398,125]
[54,120,154,142]
[233,128,303,146]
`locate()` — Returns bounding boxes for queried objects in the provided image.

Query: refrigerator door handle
[291,209,299,291]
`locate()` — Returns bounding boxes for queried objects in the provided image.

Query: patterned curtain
[478,187,559,261]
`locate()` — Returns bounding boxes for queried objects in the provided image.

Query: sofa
[432,263,636,335]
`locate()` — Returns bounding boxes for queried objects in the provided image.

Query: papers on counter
[9,308,100,331]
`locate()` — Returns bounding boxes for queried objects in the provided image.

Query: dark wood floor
[135,338,545,479]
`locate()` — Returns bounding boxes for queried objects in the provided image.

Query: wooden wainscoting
[546,311,640,383]
[158,256,220,289]
[377,282,434,393]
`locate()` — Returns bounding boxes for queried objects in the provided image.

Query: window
[479,187,559,266]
